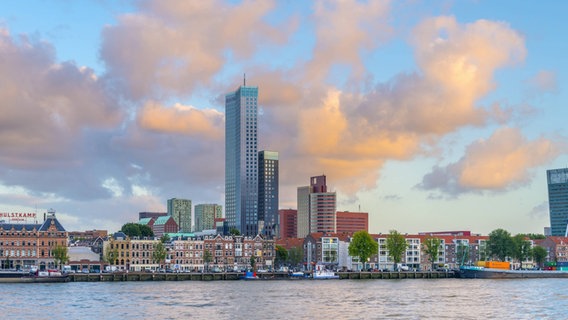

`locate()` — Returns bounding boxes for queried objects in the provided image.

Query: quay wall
[68,271,456,282]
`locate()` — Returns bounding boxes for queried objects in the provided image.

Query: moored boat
[312,265,339,279]
[457,266,568,279]
[0,269,70,283]
[240,271,260,280]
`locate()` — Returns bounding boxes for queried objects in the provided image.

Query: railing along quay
[68,270,456,282]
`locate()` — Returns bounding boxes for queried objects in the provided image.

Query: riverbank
[67,270,455,282]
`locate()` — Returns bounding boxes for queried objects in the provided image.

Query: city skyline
[1,1,567,235]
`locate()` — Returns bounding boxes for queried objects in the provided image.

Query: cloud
[264,15,528,198]
[138,101,223,139]
[526,70,558,95]
[307,0,391,82]
[418,127,566,195]
[0,28,123,199]
[100,0,295,101]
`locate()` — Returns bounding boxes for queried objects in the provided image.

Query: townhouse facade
[103,233,275,272]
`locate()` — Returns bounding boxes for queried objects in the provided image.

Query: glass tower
[258,150,279,238]
[225,85,258,236]
[547,168,568,236]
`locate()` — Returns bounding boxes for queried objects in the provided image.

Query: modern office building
[225,82,259,236]
[297,175,337,236]
[336,211,369,233]
[279,209,298,239]
[167,198,192,233]
[258,150,279,238]
[547,168,568,236]
[194,204,223,232]
[297,186,311,238]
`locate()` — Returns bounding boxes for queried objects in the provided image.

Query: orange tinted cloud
[419,127,566,194]
[138,101,223,139]
[101,0,294,100]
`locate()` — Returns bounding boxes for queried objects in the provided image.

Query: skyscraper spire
[243,73,246,86]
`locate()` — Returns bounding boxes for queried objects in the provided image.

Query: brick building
[0,210,68,270]
[336,211,368,233]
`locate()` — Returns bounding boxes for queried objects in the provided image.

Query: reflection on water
[2,279,567,319]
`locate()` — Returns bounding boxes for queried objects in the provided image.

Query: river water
[3,278,567,319]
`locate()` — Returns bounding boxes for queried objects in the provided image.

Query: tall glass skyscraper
[547,168,568,236]
[258,150,279,238]
[225,84,258,236]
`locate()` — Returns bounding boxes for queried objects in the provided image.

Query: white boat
[312,265,339,279]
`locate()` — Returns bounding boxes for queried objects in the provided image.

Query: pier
[68,271,455,282]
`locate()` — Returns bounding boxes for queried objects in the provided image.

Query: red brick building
[336,211,368,233]
[0,210,68,270]
[278,209,297,239]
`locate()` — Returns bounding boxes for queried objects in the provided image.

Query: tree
[423,237,442,270]
[229,228,241,236]
[487,228,514,261]
[521,233,546,240]
[274,245,288,268]
[511,234,532,265]
[348,231,378,271]
[386,230,407,270]
[287,247,303,268]
[250,254,256,271]
[140,225,154,237]
[152,242,167,268]
[203,250,212,272]
[532,246,547,269]
[104,244,119,265]
[121,223,154,238]
[52,245,69,270]
[160,234,170,243]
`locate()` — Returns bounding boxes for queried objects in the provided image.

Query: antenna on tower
[243,73,246,86]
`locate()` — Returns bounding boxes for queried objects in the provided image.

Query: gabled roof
[138,218,153,225]
[154,216,174,225]
[38,214,66,232]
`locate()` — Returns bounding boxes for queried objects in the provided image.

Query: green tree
[229,228,241,236]
[348,231,378,271]
[104,244,119,265]
[532,246,547,269]
[386,230,407,270]
[287,247,303,268]
[487,228,514,261]
[511,234,532,265]
[275,245,288,268]
[520,233,546,240]
[250,254,256,271]
[160,234,170,243]
[140,225,154,237]
[120,222,154,238]
[423,237,442,270]
[52,244,69,270]
[203,250,212,272]
[152,242,167,268]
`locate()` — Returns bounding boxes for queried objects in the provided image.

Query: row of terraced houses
[3,211,568,272]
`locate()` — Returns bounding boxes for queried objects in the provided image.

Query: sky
[1,0,567,235]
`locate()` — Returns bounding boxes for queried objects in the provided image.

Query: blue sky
[1,0,566,235]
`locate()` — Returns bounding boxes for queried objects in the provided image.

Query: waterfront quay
[68,270,455,282]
